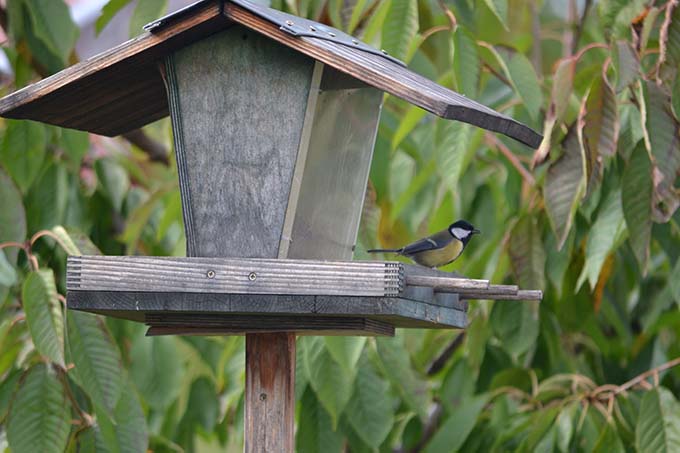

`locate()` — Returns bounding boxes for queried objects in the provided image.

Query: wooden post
[245,333,296,453]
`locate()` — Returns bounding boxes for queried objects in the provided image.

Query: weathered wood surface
[66,291,468,330]
[245,333,295,453]
[145,314,394,336]
[0,0,542,147]
[0,1,225,136]
[67,255,403,296]
[66,256,542,306]
[167,26,315,257]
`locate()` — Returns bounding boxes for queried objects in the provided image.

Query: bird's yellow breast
[411,239,464,268]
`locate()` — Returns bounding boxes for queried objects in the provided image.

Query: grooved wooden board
[0,0,542,147]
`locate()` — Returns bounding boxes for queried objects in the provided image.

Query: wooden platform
[66,256,541,336]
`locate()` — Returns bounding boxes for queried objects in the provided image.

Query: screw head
[285,20,294,26]
[352,38,359,44]
[248,272,257,281]
[381,49,388,55]
[328,32,336,37]
[309,25,317,32]
[260,393,267,401]
[206,270,216,279]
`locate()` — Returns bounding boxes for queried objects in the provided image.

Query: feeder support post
[245,332,296,453]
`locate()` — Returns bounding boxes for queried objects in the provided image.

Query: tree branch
[427,332,466,376]
[485,133,536,186]
[571,0,593,55]
[122,129,170,165]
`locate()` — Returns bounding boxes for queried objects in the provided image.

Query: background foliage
[1,0,680,451]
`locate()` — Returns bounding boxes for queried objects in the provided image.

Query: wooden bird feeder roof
[0,0,542,148]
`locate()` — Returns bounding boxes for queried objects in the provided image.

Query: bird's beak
[472,229,481,235]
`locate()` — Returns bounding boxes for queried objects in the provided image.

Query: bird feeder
[0,0,543,451]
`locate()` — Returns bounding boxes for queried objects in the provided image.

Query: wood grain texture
[168,26,314,258]
[245,333,295,453]
[67,255,403,296]
[0,0,542,147]
[0,1,225,136]
[65,291,468,329]
[144,314,394,336]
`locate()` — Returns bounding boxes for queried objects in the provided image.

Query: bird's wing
[401,230,453,256]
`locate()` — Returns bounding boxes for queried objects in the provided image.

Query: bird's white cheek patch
[451,227,469,239]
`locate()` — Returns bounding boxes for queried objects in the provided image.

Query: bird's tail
[367,248,402,254]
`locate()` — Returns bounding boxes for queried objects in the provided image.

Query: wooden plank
[67,255,403,297]
[0,1,542,147]
[144,314,394,336]
[66,291,467,329]
[167,26,315,258]
[405,274,489,291]
[0,0,226,136]
[245,333,295,453]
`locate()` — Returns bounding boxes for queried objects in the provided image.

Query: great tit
[367,220,480,268]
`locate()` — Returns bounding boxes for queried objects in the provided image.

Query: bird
[367,220,480,268]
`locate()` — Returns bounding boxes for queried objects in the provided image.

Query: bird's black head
[448,220,481,244]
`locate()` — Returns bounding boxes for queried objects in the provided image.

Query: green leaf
[622,143,653,274]
[636,388,680,453]
[490,301,539,357]
[297,388,343,453]
[481,0,508,30]
[640,80,680,222]
[593,422,625,453]
[7,364,71,453]
[382,0,419,61]
[659,0,680,74]
[576,188,626,290]
[582,75,618,158]
[129,335,182,411]
[488,46,543,120]
[375,336,429,421]
[0,166,27,264]
[544,128,586,249]
[50,225,81,256]
[22,270,64,366]
[612,41,639,93]
[453,26,480,97]
[96,0,134,34]
[0,251,17,287]
[22,0,78,63]
[323,337,366,376]
[344,356,394,448]
[95,158,130,213]
[424,394,489,453]
[436,119,472,191]
[60,128,89,169]
[391,105,426,151]
[303,337,354,428]
[0,368,21,422]
[671,259,680,303]
[0,120,47,193]
[66,311,123,414]
[551,57,576,123]
[63,227,102,255]
[94,375,148,453]
[129,0,168,38]
[25,162,68,233]
[508,215,545,289]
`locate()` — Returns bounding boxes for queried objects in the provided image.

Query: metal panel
[285,66,383,260]
[167,25,315,258]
